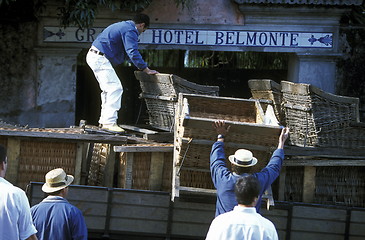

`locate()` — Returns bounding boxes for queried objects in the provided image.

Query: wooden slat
[149,152,165,191]
[284,159,365,166]
[125,153,133,189]
[302,166,316,203]
[112,190,170,206]
[0,129,128,143]
[291,218,346,234]
[74,142,84,185]
[290,231,344,240]
[114,145,173,153]
[181,138,275,152]
[120,124,159,135]
[285,145,365,158]
[103,144,116,188]
[278,167,286,201]
[182,117,281,136]
[6,138,21,184]
[293,206,347,221]
[171,200,214,237]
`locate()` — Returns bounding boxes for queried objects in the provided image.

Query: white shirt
[206,205,278,240]
[0,177,37,240]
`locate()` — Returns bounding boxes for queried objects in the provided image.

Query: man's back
[206,206,278,240]
[0,177,37,240]
[31,196,87,240]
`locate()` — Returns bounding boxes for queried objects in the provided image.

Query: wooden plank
[285,145,365,158]
[110,204,169,220]
[351,210,365,223]
[182,117,282,136]
[114,145,173,153]
[349,223,365,236]
[171,200,214,237]
[0,129,128,143]
[139,93,176,101]
[291,218,346,234]
[171,222,210,237]
[125,153,133,189]
[290,231,344,240]
[109,218,168,234]
[179,186,216,195]
[302,166,316,203]
[103,144,116,188]
[293,206,347,221]
[120,124,159,134]
[149,152,165,191]
[112,190,170,207]
[143,132,174,143]
[278,167,286,201]
[284,159,365,166]
[74,142,84,185]
[180,93,271,105]
[6,138,21,184]
[181,138,274,152]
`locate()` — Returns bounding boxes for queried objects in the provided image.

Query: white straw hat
[228,149,258,168]
[42,168,74,193]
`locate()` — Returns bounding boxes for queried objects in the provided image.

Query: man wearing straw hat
[31,168,87,240]
[211,120,289,217]
[0,144,38,240]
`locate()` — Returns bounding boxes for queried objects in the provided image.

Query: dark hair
[0,144,7,164]
[133,13,150,28]
[48,189,63,196]
[234,175,260,205]
[231,164,250,175]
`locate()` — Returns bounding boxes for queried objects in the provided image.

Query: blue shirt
[210,141,284,217]
[31,196,88,240]
[92,20,148,69]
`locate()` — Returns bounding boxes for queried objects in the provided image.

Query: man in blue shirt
[31,168,88,240]
[211,120,289,217]
[86,13,158,133]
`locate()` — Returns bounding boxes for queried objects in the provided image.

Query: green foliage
[1,0,190,28]
[337,28,365,98]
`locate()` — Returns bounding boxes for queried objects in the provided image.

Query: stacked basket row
[249,79,365,148]
[134,72,219,132]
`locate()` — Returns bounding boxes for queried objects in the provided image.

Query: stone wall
[0,22,38,126]
[0,21,78,128]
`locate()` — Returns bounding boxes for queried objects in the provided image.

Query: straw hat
[228,149,257,168]
[42,168,74,193]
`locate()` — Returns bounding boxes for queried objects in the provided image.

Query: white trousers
[86,49,123,125]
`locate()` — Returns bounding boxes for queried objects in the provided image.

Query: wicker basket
[135,72,219,131]
[18,141,77,190]
[248,79,284,124]
[315,166,365,207]
[281,81,362,148]
[173,93,282,197]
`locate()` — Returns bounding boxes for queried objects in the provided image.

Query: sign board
[44,26,333,48]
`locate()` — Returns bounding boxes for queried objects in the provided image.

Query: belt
[89,48,105,56]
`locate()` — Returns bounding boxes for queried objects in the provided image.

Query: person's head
[235,175,260,206]
[42,168,74,197]
[228,149,257,174]
[133,13,150,33]
[0,144,8,177]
